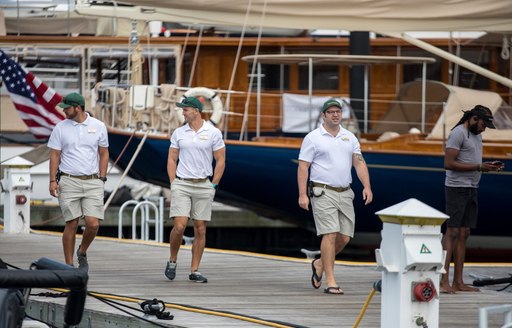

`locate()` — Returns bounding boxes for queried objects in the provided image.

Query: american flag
[0,49,65,139]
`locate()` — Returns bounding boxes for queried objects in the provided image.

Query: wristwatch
[99,176,107,182]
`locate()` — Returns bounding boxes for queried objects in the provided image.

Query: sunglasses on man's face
[324,110,342,115]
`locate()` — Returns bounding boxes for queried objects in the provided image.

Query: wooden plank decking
[1,231,511,327]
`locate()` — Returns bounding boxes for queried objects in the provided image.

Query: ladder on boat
[478,304,512,328]
[118,196,164,243]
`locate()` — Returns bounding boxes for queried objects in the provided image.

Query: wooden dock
[1,230,511,327]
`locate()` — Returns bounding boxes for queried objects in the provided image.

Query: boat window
[401,50,442,83]
[455,49,490,89]
[248,64,289,91]
[0,45,179,94]
[182,53,192,86]
[0,47,82,96]
[494,105,512,130]
[88,46,178,86]
[93,58,129,87]
[298,65,339,90]
[164,58,177,84]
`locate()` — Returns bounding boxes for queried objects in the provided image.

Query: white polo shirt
[170,120,225,178]
[299,124,361,187]
[48,113,109,175]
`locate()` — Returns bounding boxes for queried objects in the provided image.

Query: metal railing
[479,304,512,328]
[118,197,164,243]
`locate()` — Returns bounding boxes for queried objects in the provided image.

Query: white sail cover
[282,94,350,133]
[77,0,512,32]
[427,84,511,141]
[369,80,511,141]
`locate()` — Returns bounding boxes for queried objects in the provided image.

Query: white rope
[127,25,133,85]
[501,35,510,60]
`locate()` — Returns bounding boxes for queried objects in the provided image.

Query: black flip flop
[311,258,322,289]
[324,286,344,295]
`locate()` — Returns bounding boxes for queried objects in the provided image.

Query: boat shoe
[165,261,177,280]
[189,271,208,283]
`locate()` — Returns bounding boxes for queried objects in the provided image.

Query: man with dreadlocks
[440,105,505,294]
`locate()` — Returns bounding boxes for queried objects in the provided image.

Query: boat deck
[1,231,511,328]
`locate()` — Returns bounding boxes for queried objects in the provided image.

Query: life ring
[178,87,223,126]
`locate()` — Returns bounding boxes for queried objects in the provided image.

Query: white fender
[180,87,223,126]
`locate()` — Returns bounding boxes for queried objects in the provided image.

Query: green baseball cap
[177,96,203,112]
[58,92,85,109]
[322,99,342,112]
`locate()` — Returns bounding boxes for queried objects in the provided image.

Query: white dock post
[374,198,449,328]
[1,156,34,234]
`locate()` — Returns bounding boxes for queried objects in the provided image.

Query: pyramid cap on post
[1,156,34,168]
[375,198,448,226]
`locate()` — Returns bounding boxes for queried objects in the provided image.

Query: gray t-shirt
[445,124,482,188]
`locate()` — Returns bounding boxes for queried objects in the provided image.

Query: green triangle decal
[420,243,432,254]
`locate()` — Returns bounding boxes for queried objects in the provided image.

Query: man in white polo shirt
[48,92,109,272]
[165,96,226,283]
[297,99,372,295]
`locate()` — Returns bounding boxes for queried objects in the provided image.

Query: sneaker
[165,261,177,280]
[76,246,88,272]
[189,271,208,283]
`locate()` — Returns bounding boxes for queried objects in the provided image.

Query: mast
[349,32,371,133]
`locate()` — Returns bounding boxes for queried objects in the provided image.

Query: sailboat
[1,1,511,239]
[102,75,512,237]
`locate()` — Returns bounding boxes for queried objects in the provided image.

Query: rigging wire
[239,0,268,141]
[469,44,487,89]
[145,21,154,84]
[103,130,150,210]
[107,130,136,175]
[188,25,204,87]
[223,0,254,139]
[175,25,192,85]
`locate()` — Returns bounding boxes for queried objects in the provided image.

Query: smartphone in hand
[491,161,505,171]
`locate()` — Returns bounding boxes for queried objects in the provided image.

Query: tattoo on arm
[355,153,365,163]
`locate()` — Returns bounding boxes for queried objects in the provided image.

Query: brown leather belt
[176,177,208,183]
[61,172,99,180]
[311,182,350,192]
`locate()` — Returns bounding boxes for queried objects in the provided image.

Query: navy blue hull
[108,132,512,237]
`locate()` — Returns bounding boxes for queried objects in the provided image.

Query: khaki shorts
[170,179,216,221]
[310,187,355,237]
[58,176,104,222]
